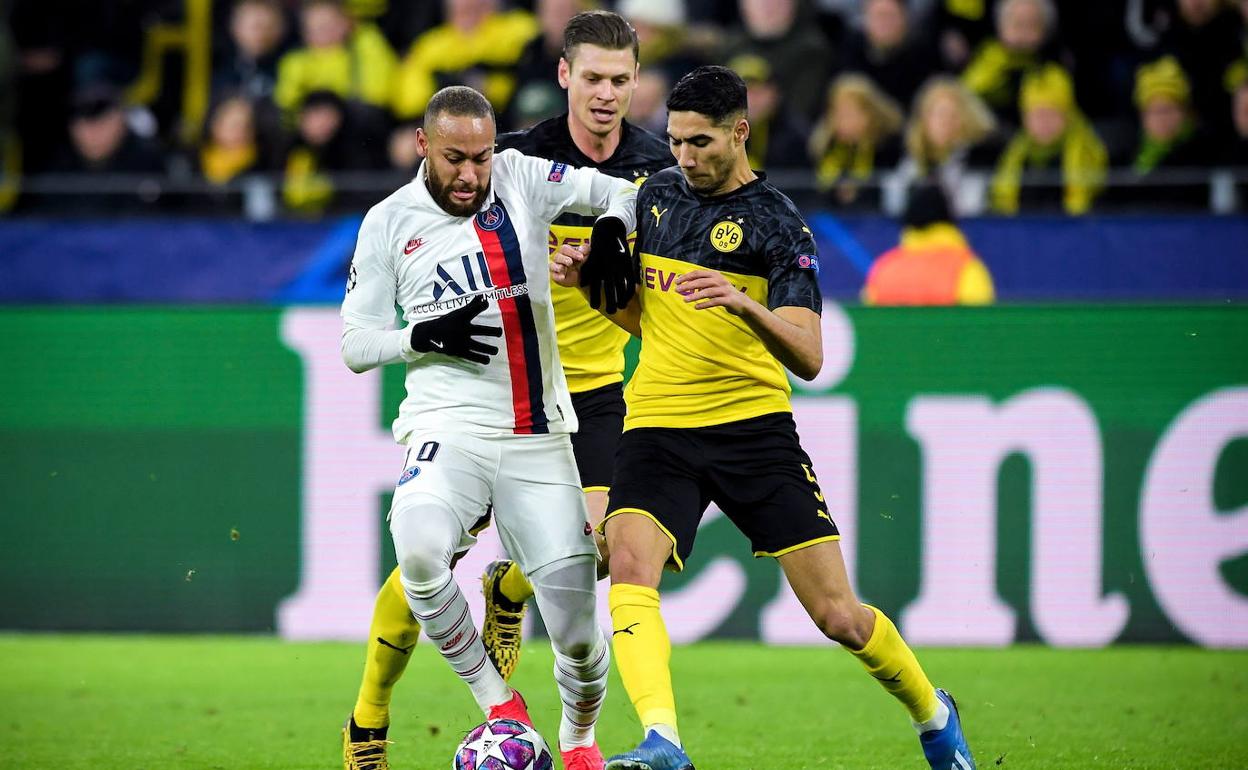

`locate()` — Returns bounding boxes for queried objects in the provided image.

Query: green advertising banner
[0,305,1245,646]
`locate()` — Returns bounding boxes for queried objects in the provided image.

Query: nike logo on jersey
[613,622,641,637]
[404,237,425,255]
[651,205,668,226]
[430,339,444,349]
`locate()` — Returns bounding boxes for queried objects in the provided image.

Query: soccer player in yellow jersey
[342,12,670,770]
[552,66,978,770]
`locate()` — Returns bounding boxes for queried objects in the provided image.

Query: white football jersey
[342,149,629,442]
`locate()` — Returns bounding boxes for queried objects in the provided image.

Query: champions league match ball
[453,718,554,770]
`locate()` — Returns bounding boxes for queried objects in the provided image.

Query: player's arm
[675,271,823,381]
[550,241,642,337]
[341,210,412,373]
[506,149,639,313]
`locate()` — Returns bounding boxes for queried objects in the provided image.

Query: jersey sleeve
[764,213,823,314]
[496,148,635,231]
[340,207,399,329]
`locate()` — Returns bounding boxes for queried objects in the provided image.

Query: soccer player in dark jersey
[341,12,670,770]
[552,66,977,770]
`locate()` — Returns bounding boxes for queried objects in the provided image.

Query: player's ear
[735,116,750,147]
[415,127,429,158]
[558,57,571,89]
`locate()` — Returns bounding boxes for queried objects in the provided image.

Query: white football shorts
[388,430,596,575]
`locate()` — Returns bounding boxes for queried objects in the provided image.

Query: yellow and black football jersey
[627,167,822,430]
[496,115,672,393]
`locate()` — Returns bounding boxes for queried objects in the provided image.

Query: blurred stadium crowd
[1,0,1247,217]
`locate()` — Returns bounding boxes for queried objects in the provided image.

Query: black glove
[409,294,502,365]
[580,216,636,315]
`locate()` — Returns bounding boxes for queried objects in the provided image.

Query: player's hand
[580,216,636,314]
[550,241,587,288]
[409,294,502,365]
[676,270,751,316]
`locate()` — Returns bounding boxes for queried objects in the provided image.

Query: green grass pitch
[1,635,1245,769]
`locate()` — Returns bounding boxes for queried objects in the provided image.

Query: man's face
[299,103,342,146]
[865,0,908,50]
[71,109,127,163]
[1178,0,1218,26]
[417,113,495,217]
[302,4,350,49]
[667,110,746,195]
[741,0,795,39]
[1234,86,1248,139]
[1142,97,1185,143]
[1024,104,1067,145]
[232,2,286,59]
[1000,0,1046,53]
[560,44,638,138]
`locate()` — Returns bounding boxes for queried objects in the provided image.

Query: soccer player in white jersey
[339,85,637,770]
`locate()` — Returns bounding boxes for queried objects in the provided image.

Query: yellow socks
[609,583,679,737]
[499,561,535,604]
[847,604,939,724]
[352,568,422,729]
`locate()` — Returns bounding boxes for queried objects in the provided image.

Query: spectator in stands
[892,76,998,215]
[391,0,538,121]
[45,83,167,213]
[619,0,710,84]
[808,73,904,209]
[728,53,810,171]
[840,0,939,109]
[963,0,1060,124]
[1108,56,1212,208]
[54,84,165,175]
[386,118,420,176]
[282,89,372,214]
[931,0,998,71]
[863,183,995,305]
[511,0,580,115]
[274,0,397,116]
[1157,0,1243,139]
[726,0,833,121]
[198,95,264,186]
[626,68,670,135]
[990,63,1107,215]
[215,0,289,102]
[1229,78,1248,165]
[1,12,17,211]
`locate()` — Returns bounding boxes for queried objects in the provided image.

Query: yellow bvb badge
[709,220,744,252]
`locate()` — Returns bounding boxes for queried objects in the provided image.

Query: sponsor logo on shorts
[397,466,421,486]
[547,161,568,183]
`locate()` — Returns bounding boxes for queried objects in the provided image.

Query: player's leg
[529,554,611,770]
[779,543,975,768]
[600,427,702,770]
[718,414,973,769]
[388,435,516,718]
[481,384,624,678]
[344,567,420,764]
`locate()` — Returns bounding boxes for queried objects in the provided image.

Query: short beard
[426,167,488,217]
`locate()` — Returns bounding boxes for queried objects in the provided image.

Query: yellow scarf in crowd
[816,140,876,186]
[990,114,1106,215]
[200,144,257,185]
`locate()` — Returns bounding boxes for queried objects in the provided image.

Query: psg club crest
[476,204,505,231]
